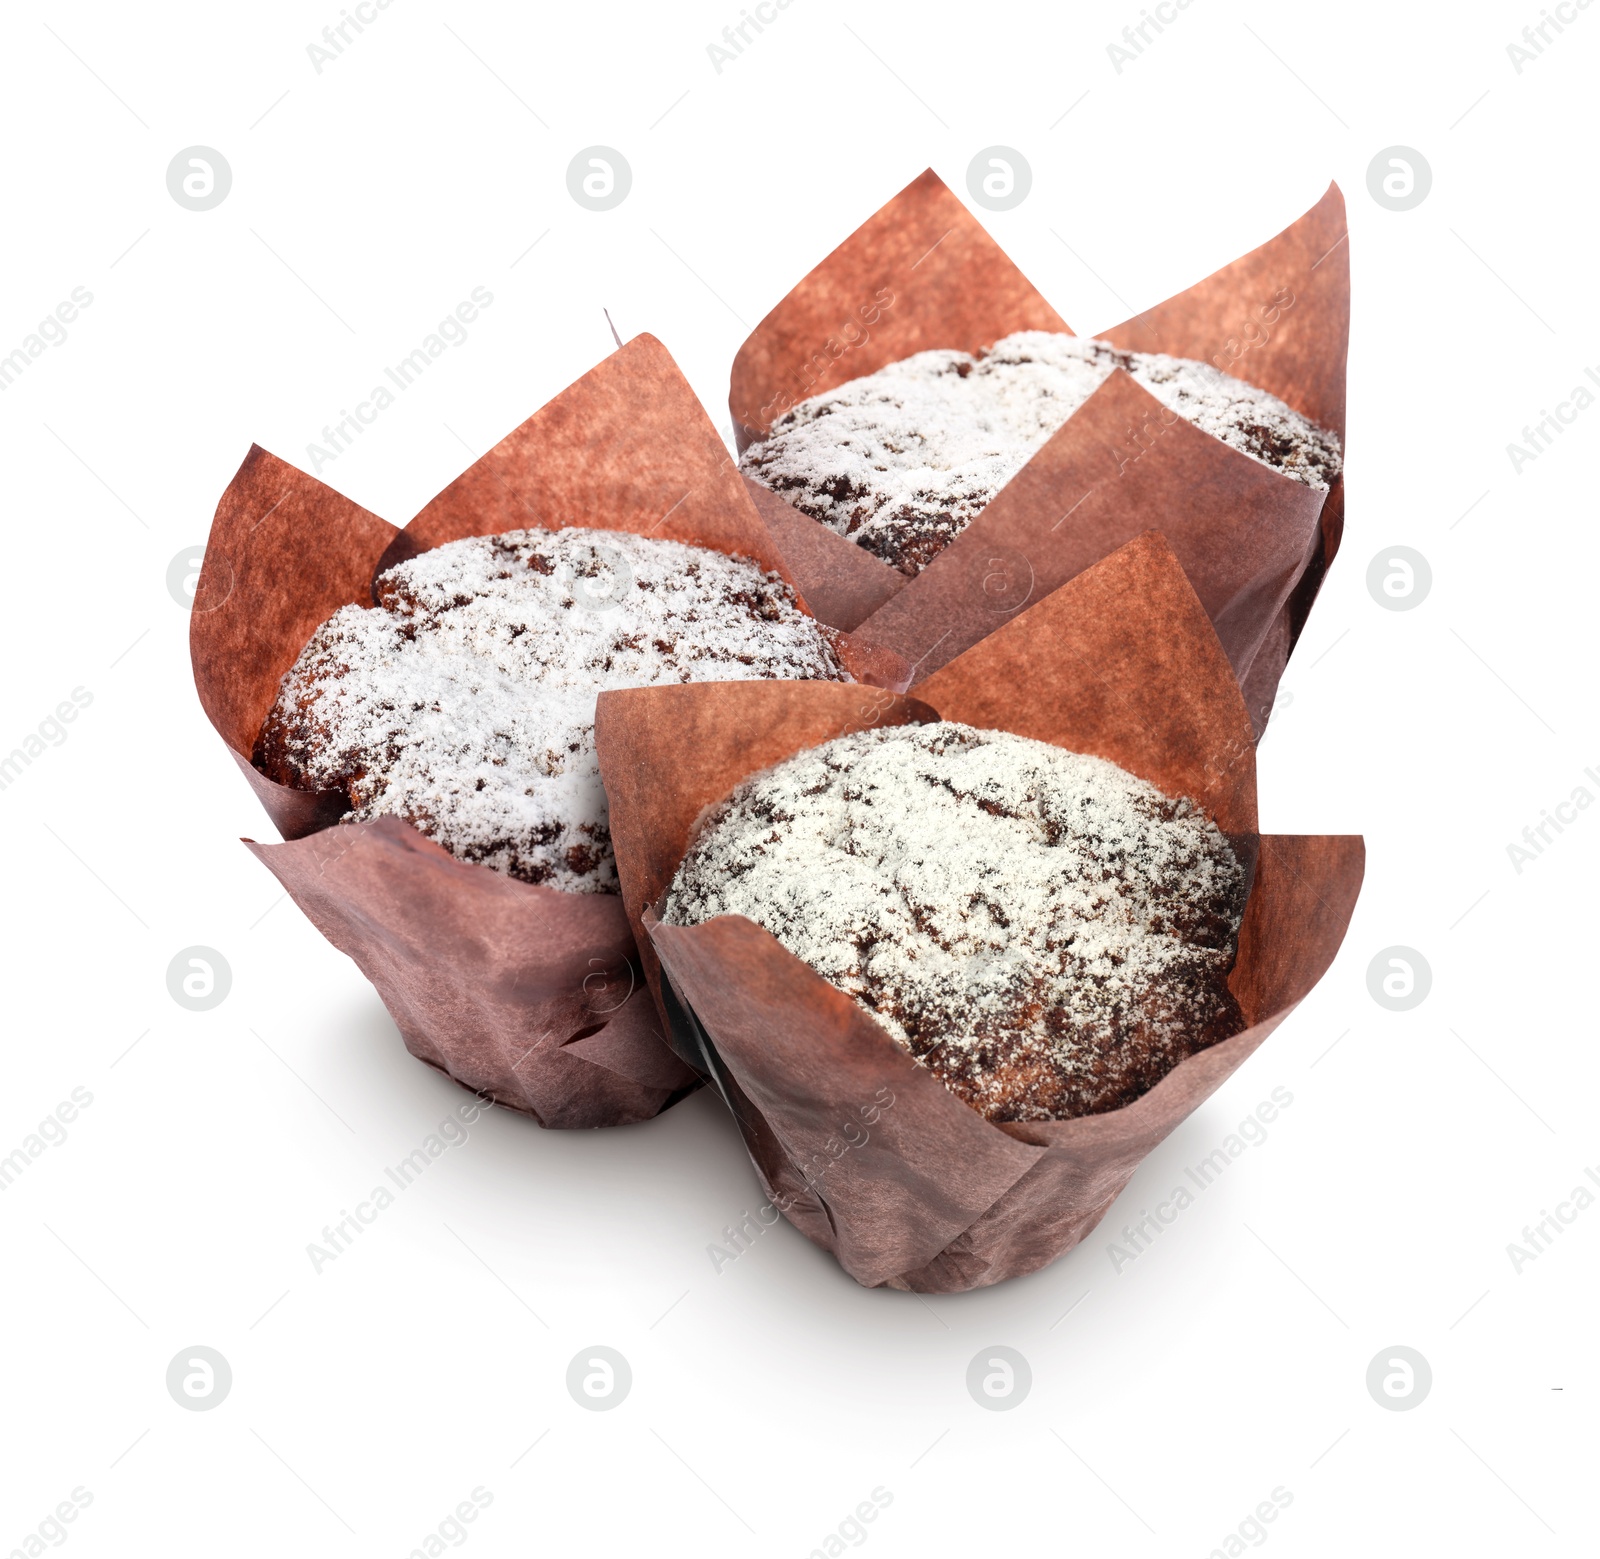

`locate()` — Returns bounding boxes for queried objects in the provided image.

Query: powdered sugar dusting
[257,527,847,892]
[662,722,1247,1122]
[741,330,1344,575]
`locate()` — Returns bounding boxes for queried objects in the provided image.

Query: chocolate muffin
[660,722,1247,1123]
[257,527,847,892]
[740,330,1344,576]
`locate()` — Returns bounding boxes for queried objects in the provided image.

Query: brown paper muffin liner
[191,333,896,1129]
[594,533,1363,1288]
[728,170,1350,732]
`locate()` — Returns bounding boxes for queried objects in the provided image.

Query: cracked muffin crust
[257,527,847,891]
[662,721,1248,1122]
[741,330,1343,576]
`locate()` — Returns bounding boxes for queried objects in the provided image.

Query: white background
[1,0,1595,1554]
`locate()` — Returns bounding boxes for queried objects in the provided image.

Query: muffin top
[741,330,1343,575]
[661,721,1248,1122]
[257,527,847,892]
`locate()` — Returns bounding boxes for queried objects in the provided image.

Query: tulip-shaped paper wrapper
[730,170,1350,734]
[595,533,1363,1290]
[190,333,895,1129]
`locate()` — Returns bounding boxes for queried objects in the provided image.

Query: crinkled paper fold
[729,170,1350,732]
[191,334,887,1128]
[595,533,1363,1288]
